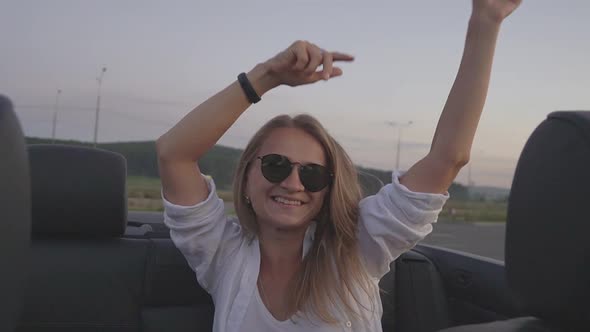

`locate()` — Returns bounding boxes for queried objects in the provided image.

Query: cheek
[311,191,329,214]
[245,171,271,206]
[244,167,261,197]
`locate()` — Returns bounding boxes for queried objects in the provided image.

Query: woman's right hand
[261,40,354,89]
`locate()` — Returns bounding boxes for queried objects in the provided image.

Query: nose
[280,166,305,192]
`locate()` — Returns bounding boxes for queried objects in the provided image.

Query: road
[422,220,505,261]
[129,211,506,261]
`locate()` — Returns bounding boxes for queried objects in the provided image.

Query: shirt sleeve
[162,176,243,293]
[358,170,449,278]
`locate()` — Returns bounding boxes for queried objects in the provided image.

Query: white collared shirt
[163,171,448,332]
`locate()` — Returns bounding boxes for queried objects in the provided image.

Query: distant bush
[28,137,480,207]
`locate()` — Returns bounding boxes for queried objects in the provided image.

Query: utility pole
[51,89,62,143]
[93,67,107,147]
[386,120,413,171]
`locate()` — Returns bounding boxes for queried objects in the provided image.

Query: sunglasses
[257,154,333,192]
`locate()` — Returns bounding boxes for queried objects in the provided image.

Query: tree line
[25,137,468,198]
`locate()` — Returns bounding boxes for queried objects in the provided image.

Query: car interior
[2,93,589,331]
[1,95,32,332]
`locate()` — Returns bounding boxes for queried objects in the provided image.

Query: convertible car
[1,94,589,332]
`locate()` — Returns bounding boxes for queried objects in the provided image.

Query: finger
[292,42,309,71]
[321,51,333,80]
[304,44,323,75]
[302,71,325,85]
[328,67,343,78]
[310,66,343,83]
[331,52,355,62]
[510,0,523,11]
[301,66,344,85]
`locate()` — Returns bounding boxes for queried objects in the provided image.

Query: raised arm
[156,65,272,206]
[156,41,353,205]
[400,0,522,194]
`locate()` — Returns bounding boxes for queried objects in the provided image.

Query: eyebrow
[261,152,326,166]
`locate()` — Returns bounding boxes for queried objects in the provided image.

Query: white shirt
[163,171,448,332]
[240,283,353,332]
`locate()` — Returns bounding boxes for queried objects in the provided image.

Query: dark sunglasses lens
[260,154,292,183]
[299,164,331,192]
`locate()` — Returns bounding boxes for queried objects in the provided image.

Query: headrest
[506,111,590,327]
[0,95,31,331]
[28,144,128,237]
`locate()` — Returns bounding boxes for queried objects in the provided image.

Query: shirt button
[346,321,352,327]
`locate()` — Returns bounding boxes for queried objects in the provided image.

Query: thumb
[299,67,344,86]
[309,67,343,83]
[328,67,343,79]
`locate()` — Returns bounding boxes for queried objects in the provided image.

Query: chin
[256,202,309,229]
[262,214,311,232]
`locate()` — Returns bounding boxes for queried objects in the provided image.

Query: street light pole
[93,67,107,147]
[386,120,413,171]
[51,89,62,144]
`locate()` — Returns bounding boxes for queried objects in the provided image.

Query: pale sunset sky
[2,0,589,188]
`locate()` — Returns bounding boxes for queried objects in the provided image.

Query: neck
[258,225,307,277]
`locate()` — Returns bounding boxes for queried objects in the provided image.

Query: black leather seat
[440,111,590,332]
[0,96,32,331]
[18,144,214,332]
[17,143,447,332]
[20,144,147,332]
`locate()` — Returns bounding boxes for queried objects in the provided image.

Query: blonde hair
[233,114,375,323]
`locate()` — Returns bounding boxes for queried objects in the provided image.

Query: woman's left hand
[472,0,522,24]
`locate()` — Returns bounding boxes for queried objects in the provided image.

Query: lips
[271,195,304,206]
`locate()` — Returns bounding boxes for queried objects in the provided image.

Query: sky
[2,0,589,188]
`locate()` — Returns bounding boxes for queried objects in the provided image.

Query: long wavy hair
[233,114,375,323]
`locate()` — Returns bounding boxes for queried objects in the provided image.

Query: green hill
[25,137,468,198]
[26,137,241,190]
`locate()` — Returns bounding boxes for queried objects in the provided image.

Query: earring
[244,195,251,205]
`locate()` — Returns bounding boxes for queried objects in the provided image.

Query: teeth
[273,196,302,206]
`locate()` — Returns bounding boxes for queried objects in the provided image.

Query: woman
[156,1,522,330]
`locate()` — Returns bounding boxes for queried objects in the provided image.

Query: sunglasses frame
[256,153,333,192]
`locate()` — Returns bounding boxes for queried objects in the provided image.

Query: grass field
[127,176,162,211]
[127,176,162,198]
[127,176,507,222]
[127,176,233,212]
[439,199,507,222]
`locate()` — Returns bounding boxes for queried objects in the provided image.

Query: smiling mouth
[271,196,303,206]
